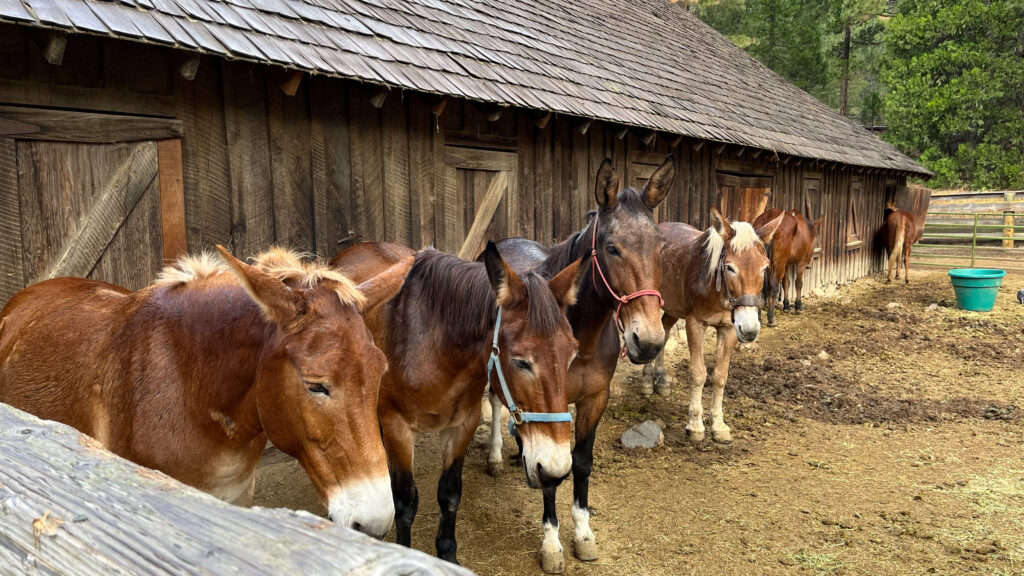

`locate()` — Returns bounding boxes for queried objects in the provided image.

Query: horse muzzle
[521,434,571,489]
[326,476,395,538]
[732,306,761,343]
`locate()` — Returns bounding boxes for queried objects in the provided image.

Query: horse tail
[893,217,906,260]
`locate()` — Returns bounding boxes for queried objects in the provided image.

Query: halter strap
[487,307,573,436]
[589,211,665,335]
[714,248,764,324]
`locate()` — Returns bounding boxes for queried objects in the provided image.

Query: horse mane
[155,251,226,287]
[702,222,763,281]
[252,246,366,309]
[401,249,564,344]
[155,247,365,310]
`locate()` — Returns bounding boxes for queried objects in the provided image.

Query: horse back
[330,242,416,284]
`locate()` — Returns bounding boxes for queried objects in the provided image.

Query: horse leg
[644,315,677,395]
[709,325,739,444]
[382,413,418,548]
[794,267,805,312]
[570,388,609,563]
[540,485,564,573]
[886,247,897,283]
[435,418,477,563]
[684,318,708,443]
[486,389,505,477]
[782,267,792,312]
[904,245,911,284]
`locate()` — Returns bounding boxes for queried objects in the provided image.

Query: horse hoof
[654,382,670,396]
[886,278,892,284]
[765,321,776,328]
[686,429,705,443]
[574,538,598,562]
[541,548,565,573]
[486,460,504,477]
[640,381,653,397]
[711,429,733,444]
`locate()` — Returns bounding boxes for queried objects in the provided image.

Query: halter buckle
[511,409,525,426]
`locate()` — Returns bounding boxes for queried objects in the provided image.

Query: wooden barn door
[716,173,772,222]
[440,146,518,259]
[0,107,185,307]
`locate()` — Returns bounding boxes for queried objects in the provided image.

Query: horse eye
[305,381,330,396]
[606,245,621,256]
[512,358,533,372]
[726,264,738,274]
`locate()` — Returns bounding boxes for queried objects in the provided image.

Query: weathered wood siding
[0,26,905,290]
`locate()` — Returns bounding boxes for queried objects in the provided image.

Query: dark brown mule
[883,202,921,284]
[332,241,581,566]
[642,208,784,443]
[752,208,822,326]
[0,247,397,537]
[487,156,674,573]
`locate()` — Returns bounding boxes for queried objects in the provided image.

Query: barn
[0,0,931,307]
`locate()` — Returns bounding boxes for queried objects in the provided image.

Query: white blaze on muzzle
[732,306,761,343]
[326,476,394,539]
[522,432,572,488]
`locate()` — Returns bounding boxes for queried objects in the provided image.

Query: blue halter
[487,307,573,436]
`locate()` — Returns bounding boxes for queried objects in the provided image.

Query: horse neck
[542,221,618,334]
[146,285,270,444]
[685,229,726,305]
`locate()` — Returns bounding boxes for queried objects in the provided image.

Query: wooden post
[280,71,303,96]
[1003,192,1015,248]
[158,139,187,261]
[457,171,508,260]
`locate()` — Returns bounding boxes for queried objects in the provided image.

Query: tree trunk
[840,24,851,116]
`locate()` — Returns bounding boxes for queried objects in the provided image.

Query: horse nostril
[352,522,363,533]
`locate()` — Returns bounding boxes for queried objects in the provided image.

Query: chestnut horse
[642,208,784,443]
[332,241,581,565]
[884,202,920,284]
[752,208,821,326]
[487,156,674,573]
[0,246,397,537]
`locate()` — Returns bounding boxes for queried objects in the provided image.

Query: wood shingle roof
[0,0,930,175]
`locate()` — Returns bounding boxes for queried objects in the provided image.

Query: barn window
[845,180,864,250]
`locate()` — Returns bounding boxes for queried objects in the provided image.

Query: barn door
[629,155,665,222]
[440,146,518,259]
[716,173,772,222]
[803,175,823,258]
[0,107,185,307]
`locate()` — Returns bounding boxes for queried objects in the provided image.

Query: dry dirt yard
[255,269,1024,575]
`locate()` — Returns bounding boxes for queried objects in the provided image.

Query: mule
[884,202,920,284]
[752,208,821,326]
[0,246,396,537]
[641,208,784,444]
[487,156,674,573]
[332,241,581,565]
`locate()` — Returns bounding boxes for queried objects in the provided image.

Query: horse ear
[593,158,620,211]
[710,206,734,242]
[548,258,583,309]
[482,241,525,307]
[756,213,786,244]
[356,256,414,315]
[641,155,675,209]
[812,217,824,236]
[217,245,305,326]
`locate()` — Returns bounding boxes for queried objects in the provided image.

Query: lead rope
[588,211,665,357]
[487,307,573,435]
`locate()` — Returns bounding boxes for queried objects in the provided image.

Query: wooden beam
[0,106,181,143]
[45,143,159,280]
[615,126,629,140]
[157,139,187,262]
[177,53,200,81]
[43,31,67,66]
[531,110,553,129]
[576,119,593,135]
[280,70,303,96]
[669,134,684,148]
[795,158,804,166]
[429,95,450,117]
[736,146,746,158]
[714,143,727,155]
[0,402,474,575]
[692,140,705,152]
[366,85,388,109]
[475,102,504,122]
[457,171,509,260]
[752,149,763,160]
[0,139,24,305]
[782,155,791,164]
[640,130,656,146]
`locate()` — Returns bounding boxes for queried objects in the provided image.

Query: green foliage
[882,0,1024,189]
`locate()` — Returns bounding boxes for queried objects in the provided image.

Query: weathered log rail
[0,402,474,575]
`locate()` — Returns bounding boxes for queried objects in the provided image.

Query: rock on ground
[620,420,664,449]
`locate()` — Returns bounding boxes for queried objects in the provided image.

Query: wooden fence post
[1003,192,1015,248]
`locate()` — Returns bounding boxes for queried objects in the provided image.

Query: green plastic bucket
[948,269,1005,312]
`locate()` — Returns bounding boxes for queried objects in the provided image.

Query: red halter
[589,211,665,336]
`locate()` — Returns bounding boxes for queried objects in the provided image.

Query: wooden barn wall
[0,28,906,289]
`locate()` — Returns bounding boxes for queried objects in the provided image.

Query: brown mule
[0,246,396,537]
[332,241,581,566]
[643,208,784,443]
[752,208,822,326]
[883,202,920,284]
[487,156,674,573]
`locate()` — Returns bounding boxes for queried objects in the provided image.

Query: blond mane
[703,222,762,281]
[252,246,366,310]
[155,252,226,287]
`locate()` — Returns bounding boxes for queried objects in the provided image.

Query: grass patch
[789,549,847,575]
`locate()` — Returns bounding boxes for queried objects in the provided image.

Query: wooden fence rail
[0,402,473,575]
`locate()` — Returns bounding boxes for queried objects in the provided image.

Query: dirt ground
[254,269,1024,575]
